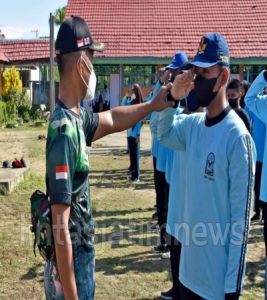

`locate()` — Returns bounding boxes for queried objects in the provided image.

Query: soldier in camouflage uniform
[44,16,173,300]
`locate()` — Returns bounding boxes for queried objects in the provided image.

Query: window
[122,65,157,88]
[20,70,30,88]
[93,65,120,91]
[243,65,267,82]
[230,65,239,74]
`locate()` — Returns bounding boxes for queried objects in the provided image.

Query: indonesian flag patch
[56,165,68,180]
[77,38,84,48]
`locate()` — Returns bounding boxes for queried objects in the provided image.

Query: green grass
[0,127,264,299]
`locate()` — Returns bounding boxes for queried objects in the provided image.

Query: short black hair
[227,79,241,93]
[56,50,84,78]
[56,55,64,76]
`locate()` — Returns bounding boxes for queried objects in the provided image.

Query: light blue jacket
[245,107,266,163]
[245,70,267,201]
[128,120,142,138]
[157,107,256,299]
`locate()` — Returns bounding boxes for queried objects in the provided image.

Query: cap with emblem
[55,15,105,55]
[190,33,230,68]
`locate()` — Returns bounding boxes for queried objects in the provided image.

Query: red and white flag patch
[77,38,84,48]
[56,165,68,180]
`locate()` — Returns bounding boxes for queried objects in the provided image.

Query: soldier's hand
[150,83,175,112]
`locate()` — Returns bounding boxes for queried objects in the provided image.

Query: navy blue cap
[190,33,230,68]
[166,51,188,70]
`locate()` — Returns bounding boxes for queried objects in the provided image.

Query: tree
[54,6,66,26]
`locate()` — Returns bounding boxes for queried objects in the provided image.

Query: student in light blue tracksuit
[149,52,189,256]
[128,84,144,181]
[162,92,202,300]
[157,33,255,300]
[244,70,267,297]
[245,107,266,222]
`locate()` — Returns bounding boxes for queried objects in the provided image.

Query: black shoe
[152,244,168,253]
[152,212,158,220]
[251,214,260,222]
[160,288,173,300]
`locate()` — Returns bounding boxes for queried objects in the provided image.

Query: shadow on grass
[248,225,264,245]
[94,210,159,247]
[244,257,265,290]
[95,207,154,218]
[90,168,154,190]
[20,262,43,281]
[90,146,151,158]
[96,251,169,276]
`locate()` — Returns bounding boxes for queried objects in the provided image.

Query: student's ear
[221,68,230,86]
[76,56,85,77]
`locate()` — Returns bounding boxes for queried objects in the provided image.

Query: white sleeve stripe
[236,135,254,293]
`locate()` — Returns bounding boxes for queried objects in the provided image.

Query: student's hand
[171,70,194,100]
[160,70,171,84]
[150,83,175,112]
[136,136,140,144]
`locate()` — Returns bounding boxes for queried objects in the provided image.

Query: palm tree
[54,6,66,26]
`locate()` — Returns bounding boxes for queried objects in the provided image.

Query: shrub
[5,101,17,121]
[2,66,22,97]
[0,102,8,124]
[18,105,31,122]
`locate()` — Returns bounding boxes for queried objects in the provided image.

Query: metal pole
[49,13,55,114]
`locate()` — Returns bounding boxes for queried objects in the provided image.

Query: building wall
[30,67,40,81]
[0,64,2,95]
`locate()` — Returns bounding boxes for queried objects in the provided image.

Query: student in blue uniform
[160,105,185,300]
[245,107,266,222]
[226,79,252,133]
[150,52,188,254]
[161,92,203,300]
[244,72,267,297]
[156,33,256,300]
[128,84,144,181]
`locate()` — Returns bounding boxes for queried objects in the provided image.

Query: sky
[0,0,67,39]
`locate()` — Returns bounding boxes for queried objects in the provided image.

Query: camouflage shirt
[46,100,99,248]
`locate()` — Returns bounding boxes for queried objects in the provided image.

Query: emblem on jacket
[205,152,215,177]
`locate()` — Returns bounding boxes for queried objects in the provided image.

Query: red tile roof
[0,51,8,62]
[0,40,50,64]
[66,0,267,59]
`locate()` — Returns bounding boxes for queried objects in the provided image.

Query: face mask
[228,97,238,109]
[80,56,97,101]
[194,73,221,107]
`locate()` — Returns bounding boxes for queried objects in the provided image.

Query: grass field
[0,125,265,299]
